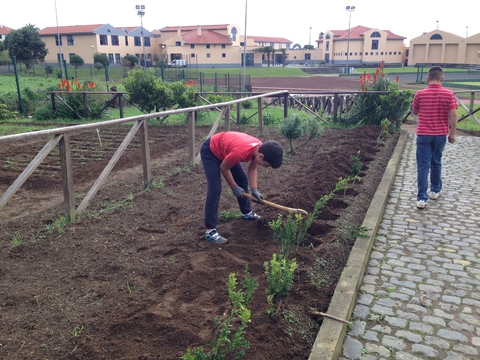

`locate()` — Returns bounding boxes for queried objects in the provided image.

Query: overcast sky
[2,0,478,46]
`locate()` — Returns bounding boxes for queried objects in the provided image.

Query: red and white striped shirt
[412,84,457,136]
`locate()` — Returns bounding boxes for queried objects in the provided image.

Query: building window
[389,52,392,55]
[231,27,237,41]
[55,35,63,46]
[176,41,181,46]
[270,42,274,47]
[371,40,379,50]
[108,53,114,64]
[190,44,195,49]
[134,37,141,46]
[222,53,226,58]
[57,53,65,62]
[67,35,74,46]
[370,52,373,55]
[305,54,311,61]
[430,34,443,40]
[206,44,210,49]
[240,42,245,46]
[191,53,195,58]
[394,52,397,55]
[286,43,290,49]
[115,53,121,63]
[326,42,330,51]
[376,52,379,55]
[100,35,108,45]
[68,53,75,60]
[111,35,119,46]
[381,52,384,55]
[125,36,129,46]
[371,31,381,38]
[144,37,150,46]
[354,52,357,56]
[365,52,368,56]
[222,44,226,49]
[207,53,210,58]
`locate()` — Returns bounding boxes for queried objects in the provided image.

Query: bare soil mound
[0,124,397,359]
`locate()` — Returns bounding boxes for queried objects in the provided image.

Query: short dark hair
[428,66,444,81]
[259,140,283,169]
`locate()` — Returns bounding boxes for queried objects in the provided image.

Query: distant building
[0,25,14,41]
[39,24,158,67]
[316,25,406,67]
[408,30,480,67]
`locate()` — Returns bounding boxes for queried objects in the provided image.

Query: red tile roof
[161,24,230,32]
[248,36,293,44]
[39,24,104,35]
[0,25,14,35]
[318,25,405,42]
[183,29,231,45]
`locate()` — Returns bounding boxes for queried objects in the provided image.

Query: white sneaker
[429,191,441,200]
[416,200,427,209]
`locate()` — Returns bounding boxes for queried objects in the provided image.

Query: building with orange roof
[39,24,158,66]
[316,25,406,67]
[0,25,14,41]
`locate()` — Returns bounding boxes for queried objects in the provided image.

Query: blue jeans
[416,135,447,201]
[200,138,252,229]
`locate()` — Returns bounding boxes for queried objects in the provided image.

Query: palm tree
[253,46,275,67]
[277,48,287,67]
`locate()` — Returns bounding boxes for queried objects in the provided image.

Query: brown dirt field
[0,75,400,359]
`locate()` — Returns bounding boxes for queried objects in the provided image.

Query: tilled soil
[0,122,398,359]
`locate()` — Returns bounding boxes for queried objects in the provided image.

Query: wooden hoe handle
[242,192,308,216]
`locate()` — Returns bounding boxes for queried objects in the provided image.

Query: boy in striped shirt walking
[412,66,458,209]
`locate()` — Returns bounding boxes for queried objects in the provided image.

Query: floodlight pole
[242,0,247,91]
[345,5,355,74]
[136,5,147,70]
[55,0,64,78]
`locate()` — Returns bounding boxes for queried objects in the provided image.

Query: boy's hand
[231,185,245,198]
[251,188,264,201]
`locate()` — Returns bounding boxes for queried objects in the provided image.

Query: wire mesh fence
[0,61,251,92]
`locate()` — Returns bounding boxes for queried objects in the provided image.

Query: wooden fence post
[188,112,195,166]
[258,98,264,136]
[139,119,152,189]
[59,134,76,221]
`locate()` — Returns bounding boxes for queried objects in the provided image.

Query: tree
[279,114,305,153]
[277,48,287,67]
[4,24,48,68]
[123,68,174,113]
[70,55,84,68]
[253,46,275,67]
[93,52,109,68]
[121,54,139,69]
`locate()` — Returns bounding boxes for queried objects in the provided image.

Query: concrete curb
[308,129,409,360]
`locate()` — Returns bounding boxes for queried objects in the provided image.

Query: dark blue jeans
[416,135,447,201]
[200,138,252,229]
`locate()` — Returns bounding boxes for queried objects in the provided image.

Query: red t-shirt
[412,83,457,136]
[209,132,262,165]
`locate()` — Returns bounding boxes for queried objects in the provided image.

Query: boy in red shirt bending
[412,66,458,209]
[200,131,284,244]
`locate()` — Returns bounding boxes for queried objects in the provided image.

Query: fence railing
[2,89,479,222]
[0,90,288,222]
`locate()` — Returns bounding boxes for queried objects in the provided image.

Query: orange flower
[395,75,400,83]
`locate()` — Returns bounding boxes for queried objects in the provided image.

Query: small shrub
[34,107,55,121]
[0,103,19,120]
[45,64,54,76]
[263,111,281,126]
[350,150,362,176]
[279,114,305,152]
[305,117,323,139]
[264,253,298,315]
[242,100,253,109]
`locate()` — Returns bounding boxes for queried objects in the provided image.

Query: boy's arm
[219,160,237,189]
[448,108,458,143]
[246,160,258,190]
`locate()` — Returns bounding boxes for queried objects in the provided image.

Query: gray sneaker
[206,230,228,245]
[242,211,261,220]
[416,200,427,209]
[429,191,441,200]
